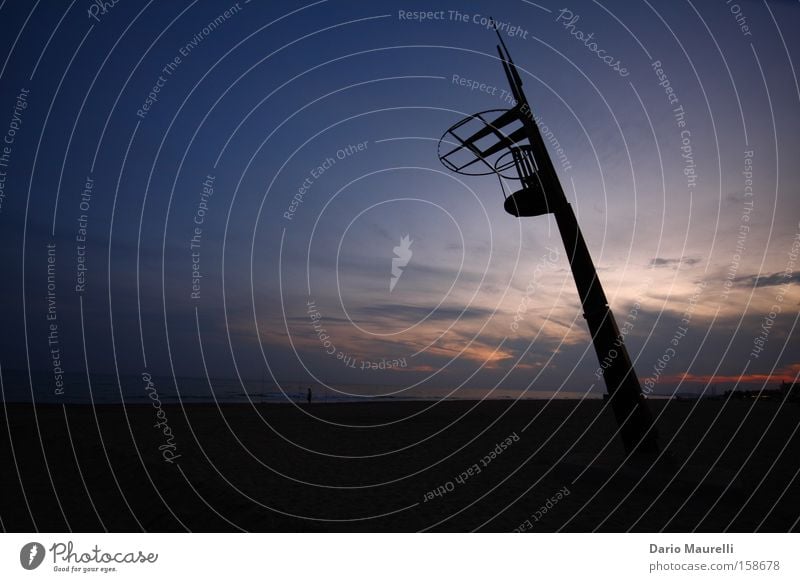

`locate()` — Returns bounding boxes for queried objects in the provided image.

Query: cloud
[665,362,800,386]
[649,256,700,268]
[354,304,494,324]
[733,271,800,288]
[285,315,355,324]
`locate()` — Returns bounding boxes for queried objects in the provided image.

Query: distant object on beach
[722,381,799,402]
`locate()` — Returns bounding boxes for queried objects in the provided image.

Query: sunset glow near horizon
[0,0,798,402]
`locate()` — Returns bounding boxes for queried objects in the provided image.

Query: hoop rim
[437,108,517,177]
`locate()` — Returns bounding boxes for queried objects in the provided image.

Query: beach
[1,399,798,532]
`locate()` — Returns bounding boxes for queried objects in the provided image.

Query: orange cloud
[664,363,800,385]
[424,340,515,368]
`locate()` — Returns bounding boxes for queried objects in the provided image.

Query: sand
[1,399,798,531]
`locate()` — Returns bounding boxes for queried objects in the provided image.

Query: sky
[0,0,798,402]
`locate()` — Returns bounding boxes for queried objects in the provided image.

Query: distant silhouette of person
[307,387,312,404]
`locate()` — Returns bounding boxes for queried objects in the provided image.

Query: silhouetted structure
[782,381,799,401]
[723,381,800,402]
[438,22,659,455]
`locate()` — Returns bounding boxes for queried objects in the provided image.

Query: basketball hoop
[433,18,661,456]
[437,107,555,217]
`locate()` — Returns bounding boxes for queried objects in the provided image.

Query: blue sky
[0,0,798,400]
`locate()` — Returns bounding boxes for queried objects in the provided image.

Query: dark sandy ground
[1,399,798,531]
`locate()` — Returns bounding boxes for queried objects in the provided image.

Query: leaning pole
[437,23,659,455]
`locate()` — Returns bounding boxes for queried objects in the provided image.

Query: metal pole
[552,203,659,455]
[494,32,659,455]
